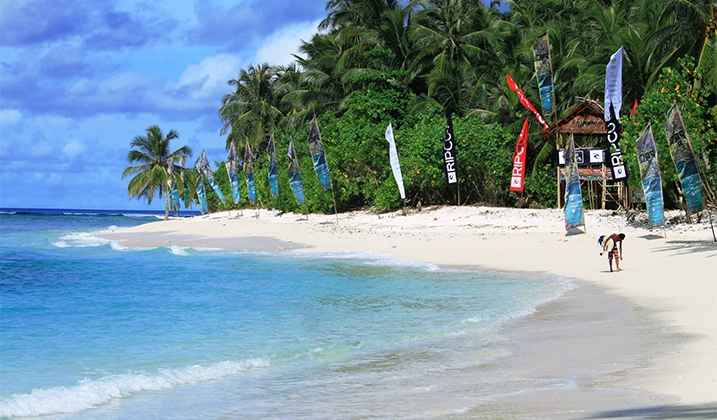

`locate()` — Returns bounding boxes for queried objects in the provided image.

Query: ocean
[0,208,577,419]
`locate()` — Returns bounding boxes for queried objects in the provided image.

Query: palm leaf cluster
[122,125,193,219]
[137,0,712,214]
[220,0,715,138]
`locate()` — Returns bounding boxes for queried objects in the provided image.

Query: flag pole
[331,184,339,225]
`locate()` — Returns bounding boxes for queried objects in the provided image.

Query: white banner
[605,47,623,120]
[385,123,406,199]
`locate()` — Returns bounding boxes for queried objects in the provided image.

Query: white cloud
[63,139,86,158]
[253,19,321,66]
[171,53,241,101]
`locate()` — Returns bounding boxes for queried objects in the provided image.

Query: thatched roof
[540,99,606,137]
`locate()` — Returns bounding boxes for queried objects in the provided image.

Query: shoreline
[97,205,717,410]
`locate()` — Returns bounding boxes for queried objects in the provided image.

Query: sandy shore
[98,205,716,412]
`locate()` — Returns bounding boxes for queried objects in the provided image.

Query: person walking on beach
[598,233,625,272]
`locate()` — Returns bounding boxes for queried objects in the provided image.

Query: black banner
[605,101,628,181]
[442,114,458,185]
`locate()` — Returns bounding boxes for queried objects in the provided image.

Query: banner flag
[506,73,548,129]
[605,47,623,121]
[198,150,227,204]
[665,103,704,212]
[564,134,584,230]
[307,116,332,190]
[604,102,628,181]
[636,123,665,227]
[243,141,257,205]
[385,123,406,199]
[532,32,555,116]
[225,144,241,204]
[442,114,459,185]
[167,160,181,212]
[194,157,209,214]
[267,134,280,199]
[287,137,306,205]
[510,118,530,192]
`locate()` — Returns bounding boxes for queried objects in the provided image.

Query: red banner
[510,118,530,192]
[506,74,548,129]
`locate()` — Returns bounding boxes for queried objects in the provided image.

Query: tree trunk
[164,191,169,221]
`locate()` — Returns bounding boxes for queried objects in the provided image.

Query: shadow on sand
[583,402,717,419]
[652,239,717,256]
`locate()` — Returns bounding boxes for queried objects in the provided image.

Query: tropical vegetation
[133,0,717,217]
[122,125,194,220]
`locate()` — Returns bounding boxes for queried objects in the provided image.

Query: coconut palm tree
[411,0,502,118]
[219,63,285,152]
[122,125,193,220]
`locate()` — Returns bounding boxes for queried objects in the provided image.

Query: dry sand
[98,205,717,415]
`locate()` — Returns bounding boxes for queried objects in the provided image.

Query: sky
[0,0,327,210]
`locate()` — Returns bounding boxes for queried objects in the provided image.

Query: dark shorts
[608,247,618,259]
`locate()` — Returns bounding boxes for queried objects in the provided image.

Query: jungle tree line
[126,0,717,216]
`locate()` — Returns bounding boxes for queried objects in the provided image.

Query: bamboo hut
[541,99,629,210]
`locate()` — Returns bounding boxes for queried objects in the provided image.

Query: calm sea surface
[0,208,575,418]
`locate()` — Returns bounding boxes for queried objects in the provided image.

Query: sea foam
[0,358,270,418]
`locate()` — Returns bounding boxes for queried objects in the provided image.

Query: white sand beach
[98,206,717,413]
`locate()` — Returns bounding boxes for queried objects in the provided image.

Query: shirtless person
[600,233,625,272]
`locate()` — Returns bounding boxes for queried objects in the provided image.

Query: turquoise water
[0,209,575,418]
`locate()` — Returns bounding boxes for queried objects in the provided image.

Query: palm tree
[411,0,502,118]
[122,125,193,220]
[288,32,348,118]
[219,63,285,152]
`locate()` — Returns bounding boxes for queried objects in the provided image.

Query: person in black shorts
[599,233,625,272]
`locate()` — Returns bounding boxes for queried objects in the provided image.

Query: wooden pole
[331,184,339,225]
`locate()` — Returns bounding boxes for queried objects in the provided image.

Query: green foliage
[201,0,717,214]
[122,125,192,219]
[622,56,717,209]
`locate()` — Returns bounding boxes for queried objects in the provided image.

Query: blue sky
[0,0,326,210]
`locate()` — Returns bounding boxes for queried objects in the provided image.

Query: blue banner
[636,124,665,227]
[532,32,555,116]
[665,103,704,213]
[564,135,584,230]
[198,150,227,204]
[225,144,241,204]
[244,142,257,205]
[307,117,331,190]
[267,134,280,199]
[195,173,208,214]
[287,137,306,205]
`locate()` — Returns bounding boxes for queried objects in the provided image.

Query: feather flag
[665,103,704,212]
[243,141,257,205]
[605,102,628,181]
[636,123,665,227]
[564,134,584,230]
[307,116,332,190]
[510,118,529,192]
[605,47,623,121]
[194,157,209,214]
[267,134,280,199]
[532,32,555,116]
[385,123,406,199]
[287,137,306,205]
[198,150,227,204]
[225,144,241,204]
[442,114,459,185]
[506,73,548,129]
